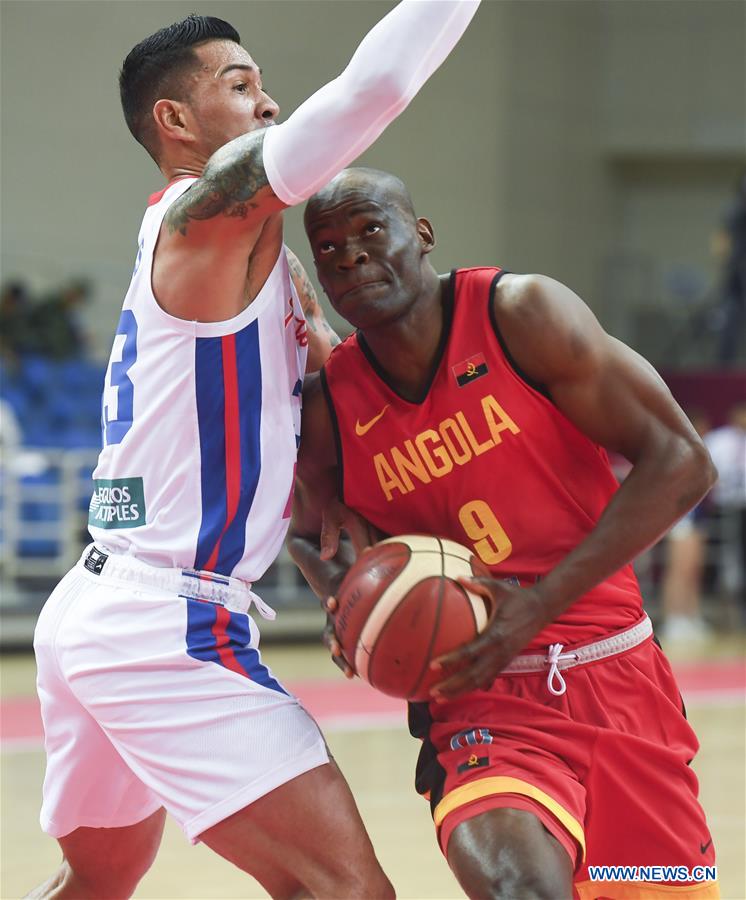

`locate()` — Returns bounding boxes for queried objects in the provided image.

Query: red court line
[670,660,746,692]
[2,658,743,747]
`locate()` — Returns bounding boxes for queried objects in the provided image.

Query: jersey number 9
[458,499,512,565]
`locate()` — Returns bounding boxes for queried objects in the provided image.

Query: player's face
[306,191,431,330]
[186,41,279,154]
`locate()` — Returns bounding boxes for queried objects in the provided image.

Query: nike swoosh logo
[700,839,713,854]
[355,405,389,437]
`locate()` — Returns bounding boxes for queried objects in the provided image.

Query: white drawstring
[546,643,578,696]
[249,592,277,621]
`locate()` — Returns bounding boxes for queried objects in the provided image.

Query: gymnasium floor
[2,639,744,900]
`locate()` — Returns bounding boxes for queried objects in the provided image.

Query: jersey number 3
[458,499,512,565]
[102,309,138,446]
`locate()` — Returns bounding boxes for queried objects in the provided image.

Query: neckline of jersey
[355,269,457,406]
[147,175,197,207]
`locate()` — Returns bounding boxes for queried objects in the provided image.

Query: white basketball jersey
[89,178,308,583]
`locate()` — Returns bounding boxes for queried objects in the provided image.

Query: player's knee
[448,809,573,900]
[453,848,570,900]
[65,854,152,898]
[482,858,569,900]
[34,858,143,900]
[57,816,163,898]
[334,867,395,900]
[312,851,393,900]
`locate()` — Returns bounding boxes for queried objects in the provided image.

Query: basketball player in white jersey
[29,4,481,897]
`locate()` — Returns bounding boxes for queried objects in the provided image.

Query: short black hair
[119,14,240,163]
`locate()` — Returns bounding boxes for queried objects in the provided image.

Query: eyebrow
[215,63,263,79]
[307,203,385,236]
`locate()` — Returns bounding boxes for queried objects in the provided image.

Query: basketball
[334,535,492,701]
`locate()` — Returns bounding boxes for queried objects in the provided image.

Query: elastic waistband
[502,615,652,675]
[501,615,653,696]
[77,544,275,620]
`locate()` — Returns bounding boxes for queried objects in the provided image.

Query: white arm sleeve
[262,0,480,206]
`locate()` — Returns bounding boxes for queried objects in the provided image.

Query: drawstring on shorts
[545,643,579,696]
[499,616,654,697]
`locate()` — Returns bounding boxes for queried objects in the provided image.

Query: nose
[257,92,279,121]
[337,246,369,271]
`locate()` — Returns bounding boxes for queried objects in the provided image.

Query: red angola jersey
[321,267,643,651]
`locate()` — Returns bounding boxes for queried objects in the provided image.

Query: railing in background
[0,445,321,645]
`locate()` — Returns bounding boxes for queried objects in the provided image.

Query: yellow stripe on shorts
[433,775,586,860]
[575,879,720,899]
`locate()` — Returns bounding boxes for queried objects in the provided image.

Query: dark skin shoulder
[491,272,698,465]
[428,272,716,698]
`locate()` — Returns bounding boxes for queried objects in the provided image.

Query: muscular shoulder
[492,272,608,388]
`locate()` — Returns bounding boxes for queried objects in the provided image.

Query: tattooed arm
[153,1,480,322]
[286,249,341,373]
[153,130,285,323]
[164,130,280,239]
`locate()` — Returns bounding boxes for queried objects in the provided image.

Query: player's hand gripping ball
[334,535,491,701]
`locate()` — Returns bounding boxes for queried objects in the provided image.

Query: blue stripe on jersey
[184,598,221,665]
[193,321,262,575]
[223,611,287,694]
[214,322,263,574]
[194,337,227,570]
[185,598,287,694]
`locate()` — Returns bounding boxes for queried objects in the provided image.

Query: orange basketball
[334,535,491,701]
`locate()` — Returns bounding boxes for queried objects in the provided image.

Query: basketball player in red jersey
[289,168,720,899]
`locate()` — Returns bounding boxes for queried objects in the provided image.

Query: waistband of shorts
[76,544,275,619]
[501,615,653,675]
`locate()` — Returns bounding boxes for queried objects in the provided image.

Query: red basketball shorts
[416,618,718,899]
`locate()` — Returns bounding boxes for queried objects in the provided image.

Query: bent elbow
[683,439,718,504]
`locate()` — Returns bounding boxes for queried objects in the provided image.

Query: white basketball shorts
[33,545,329,842]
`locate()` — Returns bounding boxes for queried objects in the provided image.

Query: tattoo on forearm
[286,248,341,346]
[287,254,319,324]
[165,130,270,236]
[322,319,341,346]
[286,253,319,333]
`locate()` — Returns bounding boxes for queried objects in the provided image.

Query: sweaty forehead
[305,176,411,231]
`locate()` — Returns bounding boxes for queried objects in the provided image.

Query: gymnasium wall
[1,0,744,353]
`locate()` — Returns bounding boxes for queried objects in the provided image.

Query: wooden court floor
[2,640,744,900]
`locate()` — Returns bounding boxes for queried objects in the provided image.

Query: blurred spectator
[710,173,746,365]
[0,280,36,367]
[30,278,91,360]
[705,401,746,614]
[659,410,713,645]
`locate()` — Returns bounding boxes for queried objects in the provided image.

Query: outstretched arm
[158,0,480,320]
[166,1,480,235]
[433,273,717,697]
[262,0,481,207]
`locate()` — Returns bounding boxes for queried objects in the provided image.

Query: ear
[416,217,436,255]
[152,99,196,144]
